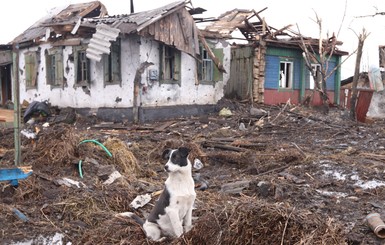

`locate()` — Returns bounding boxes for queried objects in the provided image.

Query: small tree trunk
[314,69,329,113]
[350,31,367,120]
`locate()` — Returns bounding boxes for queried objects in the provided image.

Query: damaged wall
[19,38,140,108]
[17,34,230,115]
[139,37,230,106]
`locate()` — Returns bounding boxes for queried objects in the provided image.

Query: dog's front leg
[183,207,193,233]
[167,209,183,237]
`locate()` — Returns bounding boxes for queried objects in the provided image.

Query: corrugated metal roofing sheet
[86,24,120,62]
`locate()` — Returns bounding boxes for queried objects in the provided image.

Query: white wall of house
[139,36,231,107]
[18,34,230,109]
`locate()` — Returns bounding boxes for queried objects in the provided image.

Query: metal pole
[12,43,21,166]
[130,0,134,13]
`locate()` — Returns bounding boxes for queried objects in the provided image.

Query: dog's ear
[178,147,190,158]
[162,149,171,160]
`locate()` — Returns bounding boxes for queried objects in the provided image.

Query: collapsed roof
[12,1,108,45]
[10,1,348,58]
[11,1,201,57]
[201,8,348,56]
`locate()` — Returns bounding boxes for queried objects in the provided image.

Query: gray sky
[1,0,385,78]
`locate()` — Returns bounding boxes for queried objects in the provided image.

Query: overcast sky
[1,0,384,78]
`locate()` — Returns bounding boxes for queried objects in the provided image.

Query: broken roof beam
[243,18,263,40]
[271,24,293,38]
[252,9,272,36]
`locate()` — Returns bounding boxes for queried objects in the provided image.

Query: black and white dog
[119,147,196,241]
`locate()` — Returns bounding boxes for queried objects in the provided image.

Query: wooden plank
[52,38,81,46]
[202,141,246,152]
[159,18,166,43]
[148,22,155,36]
[154,121,176,132]
[177,13,188,45]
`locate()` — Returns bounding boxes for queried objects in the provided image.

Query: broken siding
[139,8,199,57]
[225,46,254,100]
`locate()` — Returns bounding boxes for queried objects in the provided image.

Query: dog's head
[162,147,191,173]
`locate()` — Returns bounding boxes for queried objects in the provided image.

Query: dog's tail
[116,212,145,226]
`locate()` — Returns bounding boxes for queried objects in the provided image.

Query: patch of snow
[323,170,346,181]
[11,232,69,245]
[316,189,348,198]
[350,174,360,181]
[355,179,385,189]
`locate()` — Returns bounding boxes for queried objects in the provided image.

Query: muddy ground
[1,100,385,245]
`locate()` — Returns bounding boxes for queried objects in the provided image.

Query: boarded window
[160,44,181,84]
[45,47,64,87]
[25,52,39,89]
[279,61,293,89]
[73,46,90,86]
[104,39,121,86]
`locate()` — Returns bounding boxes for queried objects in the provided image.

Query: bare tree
[350,28,370,120]
[297,1,356,112]
[297,20,355,112]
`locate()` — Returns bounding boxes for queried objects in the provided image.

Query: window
[25,51,39,89]
[160,44,181,84]
[198,46,213,82]
[73,46,90,86]
[309,64,321,89]
[279,61,293,89]
[104,39,121,86]
[45,47,64,87]
[197,43,223,84]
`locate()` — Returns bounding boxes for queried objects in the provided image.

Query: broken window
[197,43,224,84]
[24,51,39,89]
[279,61,293,89]
[309,64,321,90]
[160,44,181,84]
[198,46,213,82]
[73,46,90,86]
[104,39,121,86]
[45,47,64,87]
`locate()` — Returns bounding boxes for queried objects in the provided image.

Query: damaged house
[4,1,349,123]
[202,8,348,106]
[9,1,230,122]
[0,45,13,108]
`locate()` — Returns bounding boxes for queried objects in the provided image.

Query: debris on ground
[1,100,385,244]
